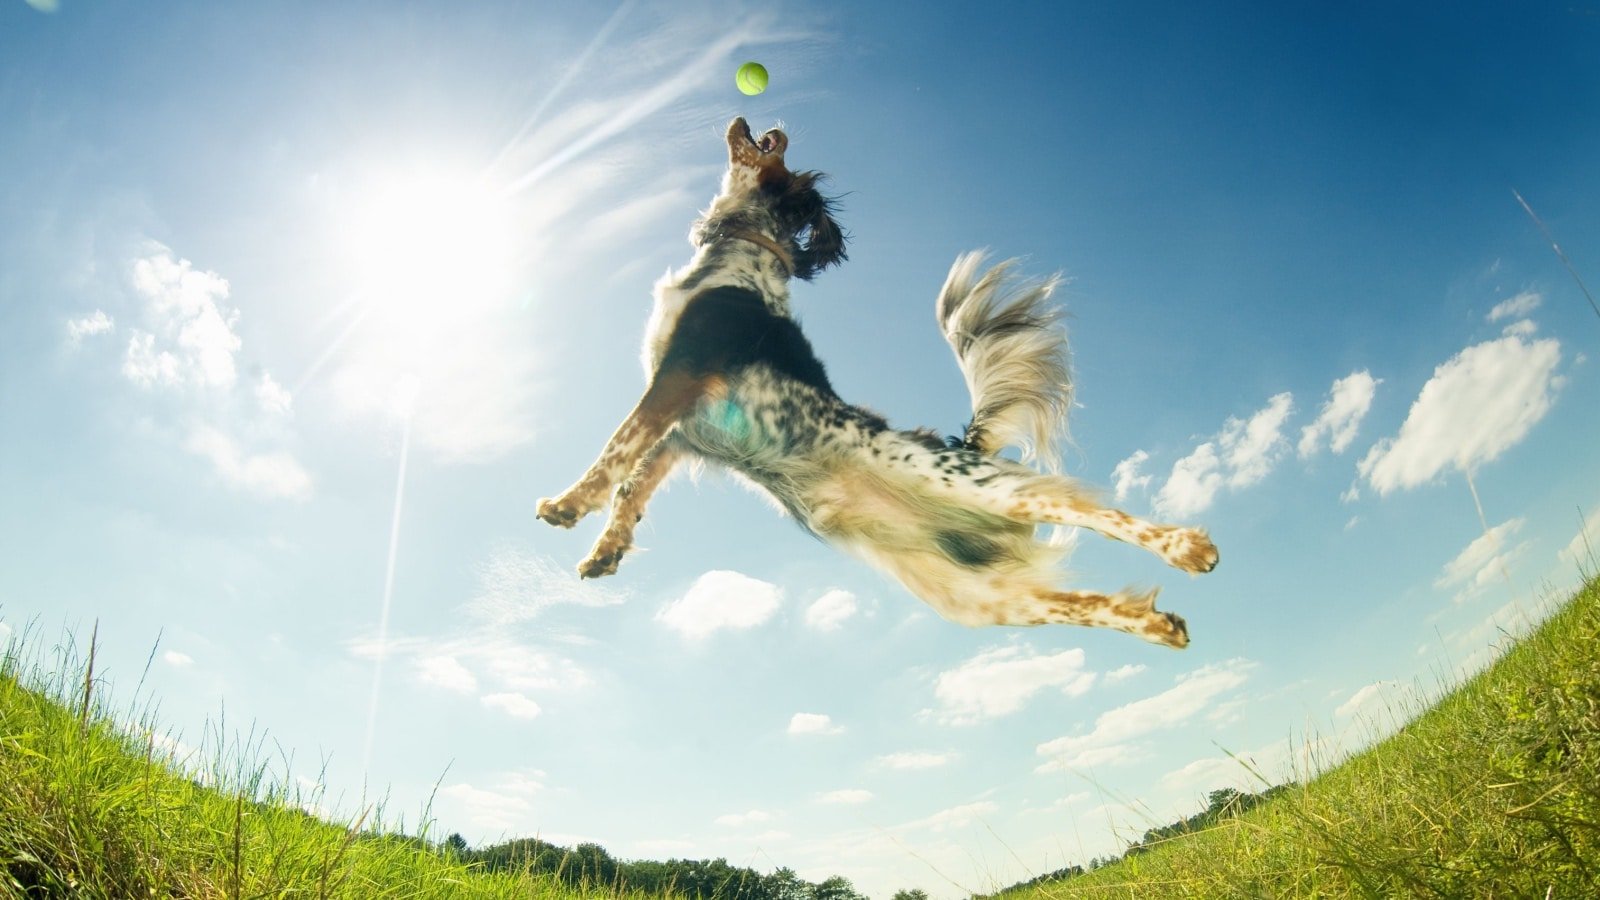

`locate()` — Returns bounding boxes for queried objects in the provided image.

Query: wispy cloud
[1334,680,1416,721]
[162,651,194,668]
[346,558,600,718]
[816,789,873,805]
[1435,518,1528,603]
[1111,449,1152,502]
[1036,659,1255,772]
[923,644,1095,727]
[184,425,312,501]
[467,546,630,626]
[898,800,999,832]
[1298,370,1380,457]
[714,809,774,827]
[437,771,545,833]
[65,309,113,344]
[1487,290,1542,322]
[417,655,478,694]
[1153,393,1294,519]
[1358,327,1562,495]
[873,750,959,770]
[481,692,543,720]
[656,570,782,640]
[1102,663,1147,685]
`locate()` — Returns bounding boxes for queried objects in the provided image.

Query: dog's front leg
[537,366,713,529]
[577,439,683,578]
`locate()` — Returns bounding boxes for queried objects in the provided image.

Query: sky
[2,0,1599,895]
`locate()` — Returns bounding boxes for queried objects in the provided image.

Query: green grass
[1008,574,1600,898]
[0,626,643,899]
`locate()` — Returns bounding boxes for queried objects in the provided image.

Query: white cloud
[655,570,782,640]
[1102,663,1147,685]
[787,712,844,736]
[65,310,114,344]
[1111,449,1152,501]
[1333,680,1416,720]
[183,425,312,501]
[1487,290,1541,322]
[481,692,543,720]
[125,249,241,390]
[1154,393,1293,519]
[79,245,312,504]
[162,651,193,668]
[816,789,873,805]
[1298,370,1381,457]
[804,589,858,631]
[925,644,1095,727]
[1358,331,1563,495]
[417,655,478,693]
[438,782,534,833]
[1435,518,1528,603]
[1036,659,1255,772]
[256,373,293,416]
[874,750,959,770]
[1155,442,1224,520]
[715,810,774,827]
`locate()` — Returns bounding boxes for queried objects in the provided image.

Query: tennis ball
[736,61,768,96]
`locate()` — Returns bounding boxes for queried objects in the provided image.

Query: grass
[1007,573,1600,898]
[0,625,643,899]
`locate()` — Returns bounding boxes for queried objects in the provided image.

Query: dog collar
[725,231,794,277]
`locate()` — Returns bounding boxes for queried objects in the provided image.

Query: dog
[537,118,1217,648]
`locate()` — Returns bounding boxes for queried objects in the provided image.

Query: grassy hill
[0,628,642,899]
[999,573,1600,898]
[4,574,1596,897]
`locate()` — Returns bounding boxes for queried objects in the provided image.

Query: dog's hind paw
[1166,528,1218,574]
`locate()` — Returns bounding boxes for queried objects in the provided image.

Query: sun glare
[343,171,518,344]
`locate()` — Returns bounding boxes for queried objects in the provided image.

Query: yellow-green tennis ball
[736,62,768,96]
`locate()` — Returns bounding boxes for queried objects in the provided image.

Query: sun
[341,169,518,347]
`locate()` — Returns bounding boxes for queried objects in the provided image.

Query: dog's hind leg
[870,439,1218,574]
[538,367,718,528]
[1019,586,1189,649]
[1009,487,1219,575]
[577,438,683,579]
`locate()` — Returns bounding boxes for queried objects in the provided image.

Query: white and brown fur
[537,118,1217,649]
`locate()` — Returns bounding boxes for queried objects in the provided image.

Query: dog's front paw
[578,534,629,579]
[537,496,584,529]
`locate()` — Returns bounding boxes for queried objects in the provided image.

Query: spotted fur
[537,118,1218,649]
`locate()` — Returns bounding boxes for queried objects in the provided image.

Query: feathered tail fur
[936,251,1073,472]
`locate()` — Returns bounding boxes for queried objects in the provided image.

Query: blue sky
[3,0,1599,894]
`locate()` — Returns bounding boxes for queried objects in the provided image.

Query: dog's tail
[936,251,1073,472]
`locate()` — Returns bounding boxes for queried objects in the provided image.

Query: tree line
[445,834,874,900]
[979,784,1293,897]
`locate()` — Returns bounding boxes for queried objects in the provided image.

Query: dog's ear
[778,172,848,280]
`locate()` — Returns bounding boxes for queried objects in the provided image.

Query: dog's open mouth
[728,117,787,159]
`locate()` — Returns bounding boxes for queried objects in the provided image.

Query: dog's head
[691,117,847,281]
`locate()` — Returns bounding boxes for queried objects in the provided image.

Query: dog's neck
[725,231,793,278]
[668,234,795,318]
